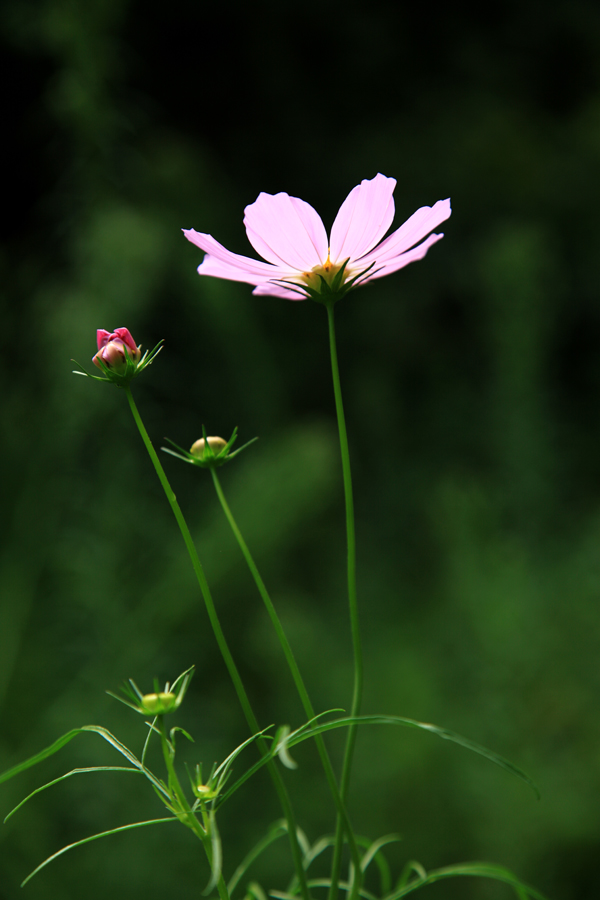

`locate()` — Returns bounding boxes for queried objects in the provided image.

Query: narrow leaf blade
[4,766,139,822]
[287,715,539,797]
[0,729,83,784]
[21,818,178,886]
[385,862,547,900]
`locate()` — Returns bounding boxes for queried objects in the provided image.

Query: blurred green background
[2,0,600,897]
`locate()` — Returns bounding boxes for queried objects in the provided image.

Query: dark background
[2,0,600,897]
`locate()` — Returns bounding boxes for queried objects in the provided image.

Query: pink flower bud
[93,327,141,373]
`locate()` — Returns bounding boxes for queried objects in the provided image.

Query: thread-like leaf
[212,726,273,791]
[360,834,402,872]
[80,726,169,799]
[0,725,170,802]
[244,882,269,900]
[228,821,287,895]
[286,716,539,798]
[272,882,378,900]
[141,717,158,765]
[275,726,298,770]
[21,818,178,886]
[219,713,537,810]
[396,861,426,890]
[4,766,139,823]
[217,711,341,809]
[360,834,401,894]
[383,862,547,900]
[0,729,83,784]
[203,809,222,895]
[284,833,398,898]
[302,835,336,870]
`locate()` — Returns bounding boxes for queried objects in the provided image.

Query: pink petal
[252,281,308,301]
[243,192,328,270]
[113,327,137,353]
[197,254,279,286]
[96,329,112,350]
[183,229,279,283]
[358,199,451,267]
[100,342,126,367]
[360,232,445,283]
[329,174,396,264]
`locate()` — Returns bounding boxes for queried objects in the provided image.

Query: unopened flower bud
[195,783,218,801]
[190,436,228,459]
[93,327,141,374]
[162,427,256,469]
[140,691,177,715]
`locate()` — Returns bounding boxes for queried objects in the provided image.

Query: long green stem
[210,468,362,887]
[324,302,363,900]
[124,387,310,900]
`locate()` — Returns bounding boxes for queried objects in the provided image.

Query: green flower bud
[162,427,257,469]
[140,691,178,715]
[108,666,194,718]
[194,783,218,801]
[190,436,228,459]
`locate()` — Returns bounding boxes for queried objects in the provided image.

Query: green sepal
[273,259,379,306]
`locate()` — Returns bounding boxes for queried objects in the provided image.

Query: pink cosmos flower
[183,174,451,301]
[93,327,141,372]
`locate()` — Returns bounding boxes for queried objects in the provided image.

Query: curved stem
[324,303,363,900]
[210,468,362,884]
[125,387,310,900]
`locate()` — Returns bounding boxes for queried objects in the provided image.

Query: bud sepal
[162,426,257,469]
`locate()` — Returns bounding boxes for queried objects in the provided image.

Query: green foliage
[0,677,538,895]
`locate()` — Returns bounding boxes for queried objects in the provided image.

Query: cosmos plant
[0,175,546,900]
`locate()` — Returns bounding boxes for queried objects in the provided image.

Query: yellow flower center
[299,252,350,291]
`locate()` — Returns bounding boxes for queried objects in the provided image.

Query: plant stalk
[210,467,362,889]
[125,387,310,900]
[324,302,363,900]
[157,717,230,900]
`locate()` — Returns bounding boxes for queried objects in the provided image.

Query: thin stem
[210,468,362,884]
[157,718,231,900]
[124,387,310,900]
[324,302,363,900]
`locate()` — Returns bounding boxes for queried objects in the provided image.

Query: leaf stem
[124,387,310,900]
